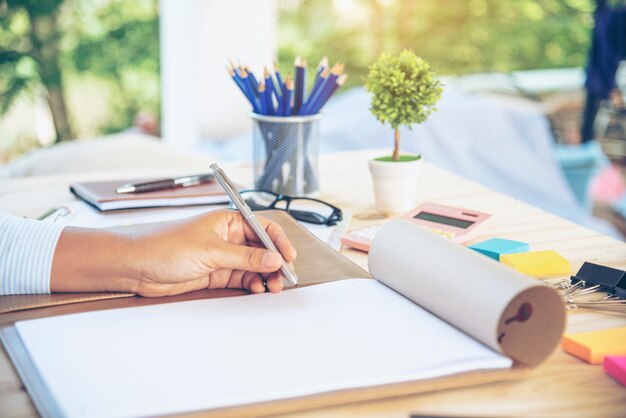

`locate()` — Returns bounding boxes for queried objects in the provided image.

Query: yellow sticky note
[500,250,570,277]
[562,327,626,364]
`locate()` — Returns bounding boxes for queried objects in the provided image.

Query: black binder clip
[570,262,626,298]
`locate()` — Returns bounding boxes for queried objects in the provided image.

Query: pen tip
[116,185,135,194]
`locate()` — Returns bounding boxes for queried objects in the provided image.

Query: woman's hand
[50,210,297,297]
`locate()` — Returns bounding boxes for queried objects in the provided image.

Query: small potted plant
[365,50,443,212]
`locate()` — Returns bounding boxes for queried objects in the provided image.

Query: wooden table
[1,149,625,417]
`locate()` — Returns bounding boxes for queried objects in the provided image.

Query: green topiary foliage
[365,50,443,160]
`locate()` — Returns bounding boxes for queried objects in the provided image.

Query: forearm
[50,228,140,293]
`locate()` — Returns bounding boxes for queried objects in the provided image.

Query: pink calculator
[341,202,491,252]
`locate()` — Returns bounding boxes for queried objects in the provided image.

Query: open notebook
[2,219,565,418]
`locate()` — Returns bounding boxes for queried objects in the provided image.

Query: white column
[160,0,278,148]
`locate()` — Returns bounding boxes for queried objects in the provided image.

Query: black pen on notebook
[116,173,215,194]
[210,163,299,286]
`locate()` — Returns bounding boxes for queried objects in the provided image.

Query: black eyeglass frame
[237,189,343,226]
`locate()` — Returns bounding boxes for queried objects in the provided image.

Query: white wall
[160,0,278,148]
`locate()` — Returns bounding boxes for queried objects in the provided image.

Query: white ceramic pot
[368,156,422,213]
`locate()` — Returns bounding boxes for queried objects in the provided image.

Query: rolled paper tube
[369,220,566,367]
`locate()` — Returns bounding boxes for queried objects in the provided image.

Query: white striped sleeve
[0,213,66,295]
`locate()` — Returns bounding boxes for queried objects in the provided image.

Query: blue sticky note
[468,238,529,261]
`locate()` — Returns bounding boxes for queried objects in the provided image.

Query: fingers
[241,216,297,262]
[242,272,266,294]
[209,240,284,273]
[228,271,283,293]
[264,272,284,293]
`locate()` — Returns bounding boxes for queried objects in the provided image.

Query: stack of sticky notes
[562,327,626,387]
[468,238,529,261]
[500,250,571,277]
[604,356,626,386]
[468,238,571,277]
[561,326,626,364]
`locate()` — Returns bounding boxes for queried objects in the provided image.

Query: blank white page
[15,279,511,418]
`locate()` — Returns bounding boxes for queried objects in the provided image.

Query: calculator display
[413,211,475,229]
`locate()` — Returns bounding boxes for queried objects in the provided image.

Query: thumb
[209,241,283,273]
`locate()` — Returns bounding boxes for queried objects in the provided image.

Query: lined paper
[16,279,511,418]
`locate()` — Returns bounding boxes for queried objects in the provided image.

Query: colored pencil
[303,63,343,115]
[282,74,294,116]
[293,56,307,114]
[226,57,346,116]
[264,67,276,115]
[311,73,348,114]
[311,56,328,93]
[258,81,268,115]
[299,68,329,115]
[227,65,249,100]
[239,68,261,113]
[245,65,259,94]
[273,61,284,97]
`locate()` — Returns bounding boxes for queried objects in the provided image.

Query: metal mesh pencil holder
[251,113,322,196]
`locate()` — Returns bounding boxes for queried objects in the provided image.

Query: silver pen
[116,173,215,194]
[210,163,298,286]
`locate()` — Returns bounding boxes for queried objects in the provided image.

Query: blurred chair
[0,133,210,179]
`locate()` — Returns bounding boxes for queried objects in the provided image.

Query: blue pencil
[299,68,329,115]
[245,65,259,95]
[310,73,347,114]
[226,57,345,117]
[273,61,284,97]
[240,68,261,114]
[277,88,284,117]
[310,56,328,97]
[276,72,288,116]
[282,74,294,116]
[258,81,268,115]
[293,56,307,114]
[306,63,343,114]
[228,66,250,100]
[263,69,276,116]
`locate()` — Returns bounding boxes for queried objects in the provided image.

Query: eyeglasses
[233,190,343,226]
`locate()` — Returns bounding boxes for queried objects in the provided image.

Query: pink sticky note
[604,356,626,387]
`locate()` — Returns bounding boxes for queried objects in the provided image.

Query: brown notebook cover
[0,210,368,322]
[70,177,237,211]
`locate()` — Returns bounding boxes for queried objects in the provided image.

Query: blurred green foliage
[67,0,160,134]
[1,0,596,162]
[0,0,71,142]
[0,0,159,153]
[277,0,595,87]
